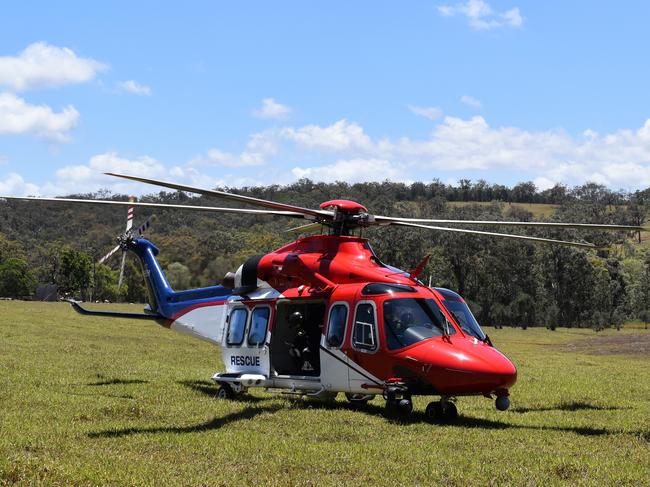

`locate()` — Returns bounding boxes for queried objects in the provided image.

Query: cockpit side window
[352,302,378,352]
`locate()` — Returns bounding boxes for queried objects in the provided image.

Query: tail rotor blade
[118,251,127,288]
[137,216,152,236]
[98,244,121,264]
[125,196,135,232]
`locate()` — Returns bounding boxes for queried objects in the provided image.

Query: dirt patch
[558,333,650,357]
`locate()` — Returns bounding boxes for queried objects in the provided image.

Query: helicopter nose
[410,342,518,395]
[488,355,517,389]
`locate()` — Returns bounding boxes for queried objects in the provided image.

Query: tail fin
[127,238,232,320]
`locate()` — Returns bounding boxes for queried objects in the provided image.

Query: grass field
[1,302,649,486]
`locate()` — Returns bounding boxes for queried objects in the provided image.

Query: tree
[0,258,36,298]
[93,263,127,302]
[166,262,192,290]
[57,246,92,299]
[0,234,26,262]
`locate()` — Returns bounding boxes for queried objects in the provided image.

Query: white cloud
[0,173,39,196]
[460,95,482,108]
[280,119,374,152]
[502,7,523,27]
[117,80,151,96]
[0,42,108,91]
[0,92,79,142]
[252,97,291,119]
[188,129,278,168]
[47,152,168,195]
[189,148,265,168]
[438,1,523,30]
[292,159,406,184]
[261,116,650,189]
[8,115,650,198]
[408,105,443,120]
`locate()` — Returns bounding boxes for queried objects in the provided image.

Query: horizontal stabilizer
[69,300,163,320]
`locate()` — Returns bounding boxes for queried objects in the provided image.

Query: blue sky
[1,1,650,196]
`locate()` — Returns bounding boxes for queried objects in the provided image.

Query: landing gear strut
[345,393,374,406]
[425,399,458,423]
[384,383,412,415]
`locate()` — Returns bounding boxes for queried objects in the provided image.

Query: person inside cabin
[287,311,315,372]
[384,301,415,349]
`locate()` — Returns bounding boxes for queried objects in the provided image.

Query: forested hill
[2,178,650,330]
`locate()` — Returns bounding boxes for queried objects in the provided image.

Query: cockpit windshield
[441,298,486,340]
[383,298,456,350]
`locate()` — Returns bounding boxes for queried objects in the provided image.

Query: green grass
[1,302,649,486]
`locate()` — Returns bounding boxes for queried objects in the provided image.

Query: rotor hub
[319,199,368,214]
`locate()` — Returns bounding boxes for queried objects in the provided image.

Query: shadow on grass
[87,378,149,386]
[177,380,264,403]
[87,404,283,438]
[288,400,635,437]
[67,391,135,400]
[511,401,629,414]
[87,395,644,440]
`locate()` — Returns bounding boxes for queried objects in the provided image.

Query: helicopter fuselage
[125,234,516,412]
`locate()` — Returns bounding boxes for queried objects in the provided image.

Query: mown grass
[1,302,648,486]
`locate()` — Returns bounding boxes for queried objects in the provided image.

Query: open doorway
[270,301,326,377]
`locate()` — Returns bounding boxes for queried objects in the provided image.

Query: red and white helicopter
[3,173,643,421]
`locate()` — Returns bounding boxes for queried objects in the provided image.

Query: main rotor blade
[98,244,120,264]
[105,173,332,220]
[375,215,645,232]
[1,196,306,219]
[285,222,323,234]
[392,221,598,249]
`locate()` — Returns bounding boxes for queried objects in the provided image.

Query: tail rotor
[97,196,153,291]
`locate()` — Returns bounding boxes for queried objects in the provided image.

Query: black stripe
[319,345,381,386]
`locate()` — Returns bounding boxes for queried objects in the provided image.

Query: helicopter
[3,172,644,422]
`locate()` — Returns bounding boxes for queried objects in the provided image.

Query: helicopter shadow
[86,378,149,386]
[177,380,266,403]
[87,394,646,440]
[288,399,642,438]
[88,404,284,438]
[510,400,629,414]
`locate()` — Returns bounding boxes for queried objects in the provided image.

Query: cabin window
[352,302,378,352]
[248,306,270,346]
[326,303,348,348]
[227,308,248,346]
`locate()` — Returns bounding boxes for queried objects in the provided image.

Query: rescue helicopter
[2,172,644,422]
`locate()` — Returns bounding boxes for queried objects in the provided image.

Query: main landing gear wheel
[216,384,235,400]
[425,400,458,423]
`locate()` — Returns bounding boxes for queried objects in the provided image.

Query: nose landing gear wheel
[425,400,458,423]
[386,398,413,416]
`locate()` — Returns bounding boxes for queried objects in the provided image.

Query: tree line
[1,178,649,330]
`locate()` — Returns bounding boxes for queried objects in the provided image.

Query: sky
[2,1,650,196]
